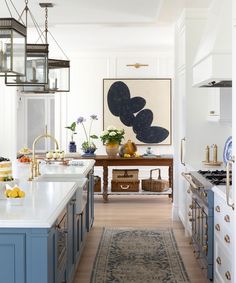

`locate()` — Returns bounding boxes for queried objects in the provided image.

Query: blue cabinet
[0,234,26,283]
[0,185,92,283]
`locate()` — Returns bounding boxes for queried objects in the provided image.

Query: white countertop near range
[0,180,86,228]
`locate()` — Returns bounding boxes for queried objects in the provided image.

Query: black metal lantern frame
[0,17,26,76]
[5,1,50,86]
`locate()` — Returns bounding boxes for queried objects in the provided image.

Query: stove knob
[189,204,193,209]
[188,212,191,216]
[189,218,194,222]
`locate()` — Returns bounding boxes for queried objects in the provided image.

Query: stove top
[198,170,232,186]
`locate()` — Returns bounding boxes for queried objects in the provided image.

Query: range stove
[198,170,232,186]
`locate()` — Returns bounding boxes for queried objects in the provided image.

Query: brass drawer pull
[215,205,221,212]
[224,215,230,223]
[225,271,231,281]
[224,235,230,244]
[216,257,221,265]
[215,224,220,231]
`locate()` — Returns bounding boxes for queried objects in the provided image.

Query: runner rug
[91,228,190,283]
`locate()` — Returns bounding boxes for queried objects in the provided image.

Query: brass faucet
[29,127,59,181]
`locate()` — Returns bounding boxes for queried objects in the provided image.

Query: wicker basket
[142,168,169,192]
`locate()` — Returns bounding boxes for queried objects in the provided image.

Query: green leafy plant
[65,122,77,141]
[100,125,125,144]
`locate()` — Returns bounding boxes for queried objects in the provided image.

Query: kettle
[119,140,137,157]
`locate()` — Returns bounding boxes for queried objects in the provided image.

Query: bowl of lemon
[5,185,26,206]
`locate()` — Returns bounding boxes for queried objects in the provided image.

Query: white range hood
[192,0,232,87]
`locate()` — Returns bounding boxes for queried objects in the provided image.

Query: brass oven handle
[215,224,220,231]
[215,205,220,212]
[224,215,230,223]
[181,173,198,189]
[216,257,221,265]
[226,158,235,210]
[180,138,186,166]
[225,271,231,281]
[224,235,230,244]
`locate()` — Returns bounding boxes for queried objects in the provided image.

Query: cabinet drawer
[214,235,232,282]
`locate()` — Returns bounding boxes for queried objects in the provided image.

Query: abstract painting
[103,78,172,145]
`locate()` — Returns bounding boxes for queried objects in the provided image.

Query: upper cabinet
[207,88,232,124]
[192,0,232,87]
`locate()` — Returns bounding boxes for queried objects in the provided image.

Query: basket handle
[150,168,162,180]
[120,185,130,190]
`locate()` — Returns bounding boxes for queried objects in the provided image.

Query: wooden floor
[73,195,210,283]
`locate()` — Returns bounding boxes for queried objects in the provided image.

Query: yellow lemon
[8,190,18,198]
[18,191,25,198]
[13,187,21,193]
[4,189,12,197]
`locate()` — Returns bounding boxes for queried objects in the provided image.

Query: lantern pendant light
[0,1,26,77]
[5,0,49,86]
[41,3,70,93]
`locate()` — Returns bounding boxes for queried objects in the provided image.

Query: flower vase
[105,142,119,157]
[69,141,77,152]
[82,147,96,157]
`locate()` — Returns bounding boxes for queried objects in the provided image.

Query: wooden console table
[81,155,173,202]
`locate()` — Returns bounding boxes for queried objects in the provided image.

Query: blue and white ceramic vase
[69,141,77,152]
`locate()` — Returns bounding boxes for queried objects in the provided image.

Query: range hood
[192,0,232,87]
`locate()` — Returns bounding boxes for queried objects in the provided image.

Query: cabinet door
[0,234,26,283]
[86,171,94,231]
[67,197,75,282]
[74,213,82,262]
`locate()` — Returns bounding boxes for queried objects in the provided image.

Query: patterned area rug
[91,228,190,283]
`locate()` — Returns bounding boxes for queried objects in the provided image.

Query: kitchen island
[0,159,95,283]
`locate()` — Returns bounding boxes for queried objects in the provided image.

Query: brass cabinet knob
[224,234,231,244]
[224,215,230,223]
[215,224,220,231]
[216,257,222,265]
[215,205,221,212]
[225,271,231,281]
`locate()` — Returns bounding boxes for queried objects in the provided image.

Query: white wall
[55,50,174,156]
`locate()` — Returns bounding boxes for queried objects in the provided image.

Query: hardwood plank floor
[73,195,210,283]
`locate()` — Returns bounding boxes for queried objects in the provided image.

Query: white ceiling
[0,0,211,26]
[0,0,212,50]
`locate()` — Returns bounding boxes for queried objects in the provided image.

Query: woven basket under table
[142,168,169,192]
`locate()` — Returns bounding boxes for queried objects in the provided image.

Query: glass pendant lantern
[5,43,48,86]
[0,18,26,76]
[5,1,49,86]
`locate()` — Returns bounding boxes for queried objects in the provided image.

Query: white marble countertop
[0,158,95,228]
[13,159,95,182]
[0,180,80,228]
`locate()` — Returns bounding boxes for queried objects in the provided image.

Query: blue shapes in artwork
[107,81,169,144]
[107,81,130,116]
[133,109,153,133]
[129,97,146,113]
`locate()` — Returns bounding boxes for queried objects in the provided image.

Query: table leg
[168,165,173,201]
[103,165,109,202]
